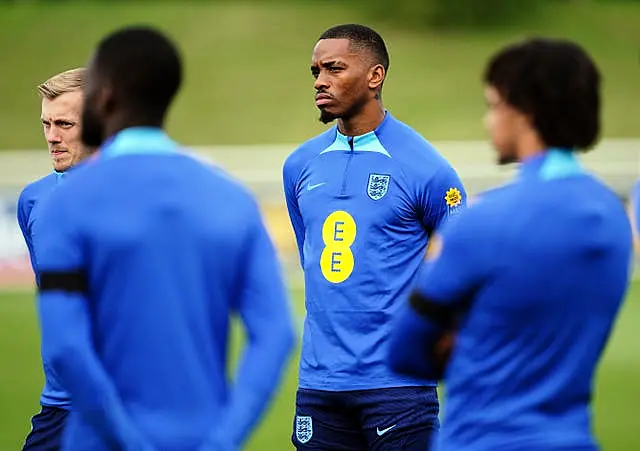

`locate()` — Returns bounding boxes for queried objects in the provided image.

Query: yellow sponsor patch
[445,187,462,208]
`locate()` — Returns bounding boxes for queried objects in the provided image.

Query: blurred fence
[1,139,639,284]
[3,139,637,200]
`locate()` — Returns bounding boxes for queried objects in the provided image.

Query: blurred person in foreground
[283,23,466,450]
[33,25,295,451]
[17,67,92,451]
[388,37,633,451]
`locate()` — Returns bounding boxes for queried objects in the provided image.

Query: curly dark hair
[484,38,601,152]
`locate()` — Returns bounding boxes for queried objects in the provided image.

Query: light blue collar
[54,170,64,184]
[100,127,179,159]
[320,113,392,158]
[519,148,584,180]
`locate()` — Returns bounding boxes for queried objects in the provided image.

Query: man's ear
[368,64,385,91]
[96,84,116,116]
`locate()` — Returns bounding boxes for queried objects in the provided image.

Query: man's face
[41,90,87,172]
[483,85,527,165]
[311,38,373,124]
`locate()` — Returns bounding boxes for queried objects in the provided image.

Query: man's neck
[517,131,547,162]
[103,113,163,142]
[337,101,385,136]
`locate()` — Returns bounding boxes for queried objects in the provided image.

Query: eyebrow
[41,118,77,124]
[310,60,344,70]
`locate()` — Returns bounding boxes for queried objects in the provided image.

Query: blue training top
[283,112,466,391]
[34,127,295,450]
[392,149,632,451]
[18,170,72,409]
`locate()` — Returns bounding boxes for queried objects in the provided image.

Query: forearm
[212,315,295,448]
[39,291,151,449]
[388,297,447,380]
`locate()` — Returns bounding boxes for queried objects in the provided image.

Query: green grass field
[0,1,639,149]
[1,281,639,450]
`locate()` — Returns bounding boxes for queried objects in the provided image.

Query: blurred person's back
[34,26,295,451]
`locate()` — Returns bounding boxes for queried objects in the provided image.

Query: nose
[45,125,62,144]
[314,73,330,92]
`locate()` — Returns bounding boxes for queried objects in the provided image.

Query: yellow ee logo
[320,210,357,283]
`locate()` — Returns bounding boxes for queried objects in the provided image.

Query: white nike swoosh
[306,182,325,191]
[376,424,397,436]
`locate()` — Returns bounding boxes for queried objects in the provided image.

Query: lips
[315,93,333,107]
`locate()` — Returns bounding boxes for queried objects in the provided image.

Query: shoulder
[19,173,57,203]
[579,173,628,219]
[468,180,519,207]
[180,151,262,214]
[377,114,456,179]
[61,151,263,225]
[189,157,266,232]
[284,127,337,177]
[586,172,624,199]
[442,182,519,239]
[18,173,58,217]
[148,150,262,211]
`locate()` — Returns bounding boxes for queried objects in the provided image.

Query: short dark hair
[319,24,389,72]
[94,26,182,120]
[484,37,601,152]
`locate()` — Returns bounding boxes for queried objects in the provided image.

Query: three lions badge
[296,416,313,444]
[367,173,390,201]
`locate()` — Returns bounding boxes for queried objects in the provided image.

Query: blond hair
[37,67,86,100]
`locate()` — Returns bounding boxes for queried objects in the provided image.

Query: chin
[52,159,72,172]
[494,144,518,166]
[318,107,339,124]
[497,154,519,166]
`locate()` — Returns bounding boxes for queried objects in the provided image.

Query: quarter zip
[340,136,355,197]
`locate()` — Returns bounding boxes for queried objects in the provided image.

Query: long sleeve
[202,209,296,450]
[388,203,495,381]
[418,165,467,234]
[387,297,446,379]
[282,154,306,266]
[16,189,39,282]
[35,189,154,450]
[37,290,155,450]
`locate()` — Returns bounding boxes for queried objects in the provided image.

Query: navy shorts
[292,386,439,450]
[23,406,69,451]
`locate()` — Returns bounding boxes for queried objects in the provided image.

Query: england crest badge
[367,173,390,201]
[295,415,313,444]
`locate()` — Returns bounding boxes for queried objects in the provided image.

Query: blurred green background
[0,0,639,149]
[0,1,639,450]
